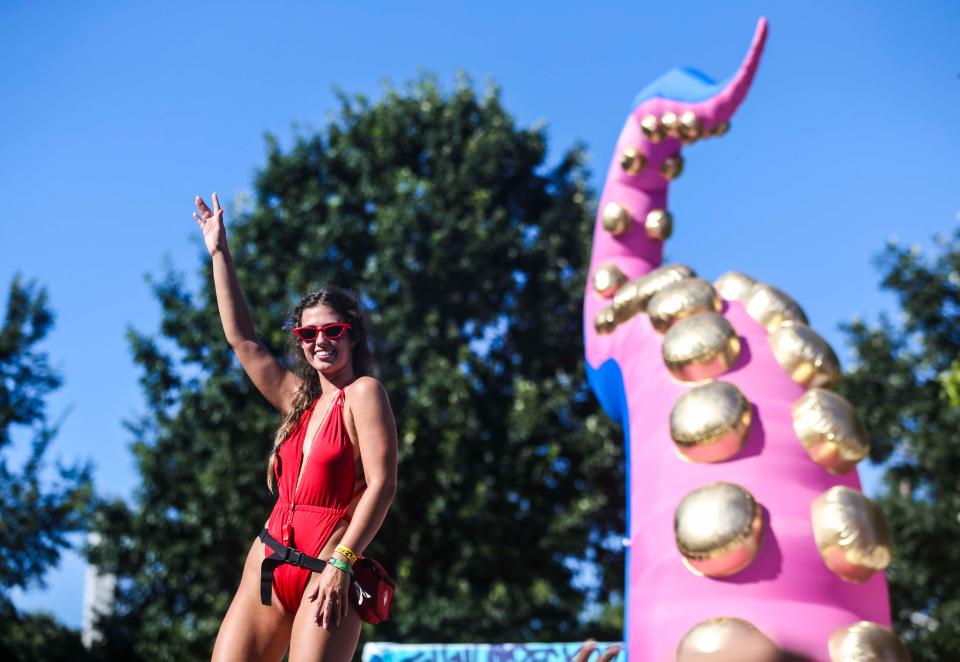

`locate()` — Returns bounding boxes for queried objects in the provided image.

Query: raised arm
[194,193,300,412]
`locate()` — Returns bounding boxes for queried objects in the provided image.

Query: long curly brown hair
[266,286,373,491]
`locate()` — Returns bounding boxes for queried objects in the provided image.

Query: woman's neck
[317,365,356,394]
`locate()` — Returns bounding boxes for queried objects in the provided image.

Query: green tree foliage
[837,232,960,661]
[91,75,625,660]
[0,599,92,662]
[0,275,95,656]
[938,359,960,407]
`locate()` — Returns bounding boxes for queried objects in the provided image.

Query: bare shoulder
[345,377,396,445]
[347,376,390,404]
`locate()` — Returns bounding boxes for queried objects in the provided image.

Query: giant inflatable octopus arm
[584,18,909,662]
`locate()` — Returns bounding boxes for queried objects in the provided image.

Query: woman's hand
[193,193,227,258]
[307,563,352,630]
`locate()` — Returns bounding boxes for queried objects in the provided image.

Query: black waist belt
[258,528,328,606]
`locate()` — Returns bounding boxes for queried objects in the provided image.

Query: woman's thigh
[288,575,362,662]
[211,537,294,662]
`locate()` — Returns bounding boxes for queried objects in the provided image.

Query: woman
[194,193,398,662]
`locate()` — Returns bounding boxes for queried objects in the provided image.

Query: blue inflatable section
[585,358,631,647]
[363,642,624,662]
[585,359,628,426]
[631,66,730,109]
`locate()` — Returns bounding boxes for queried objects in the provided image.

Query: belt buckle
[286,548,304,566]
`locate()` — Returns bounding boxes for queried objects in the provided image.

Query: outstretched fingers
[194,194,224,229]
[195,195,212,218]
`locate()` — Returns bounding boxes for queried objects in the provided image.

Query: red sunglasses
[292,323,352,342]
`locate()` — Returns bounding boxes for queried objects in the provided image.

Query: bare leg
[211,537,294,662]
[288,571,363,662]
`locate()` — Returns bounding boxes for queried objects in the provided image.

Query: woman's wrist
[334,544,358,566]
[210,242,231,260]
[328,557,354,575]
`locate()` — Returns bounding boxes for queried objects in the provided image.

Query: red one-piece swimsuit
[265,387,356,612]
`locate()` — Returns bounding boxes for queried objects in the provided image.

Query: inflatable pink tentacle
[587,19,768,370]
[584,18,907,662]
[687,17,768,125]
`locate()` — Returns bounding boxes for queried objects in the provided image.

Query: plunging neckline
[294,389,343,497]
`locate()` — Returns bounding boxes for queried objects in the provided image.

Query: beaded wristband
[328,557,354,575]
[335,544,358,565]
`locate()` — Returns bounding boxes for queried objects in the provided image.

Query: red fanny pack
[350,557,395,624]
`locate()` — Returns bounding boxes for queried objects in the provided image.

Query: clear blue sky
[2,1,958,628]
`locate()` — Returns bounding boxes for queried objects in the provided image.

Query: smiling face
[297,304,356,378]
